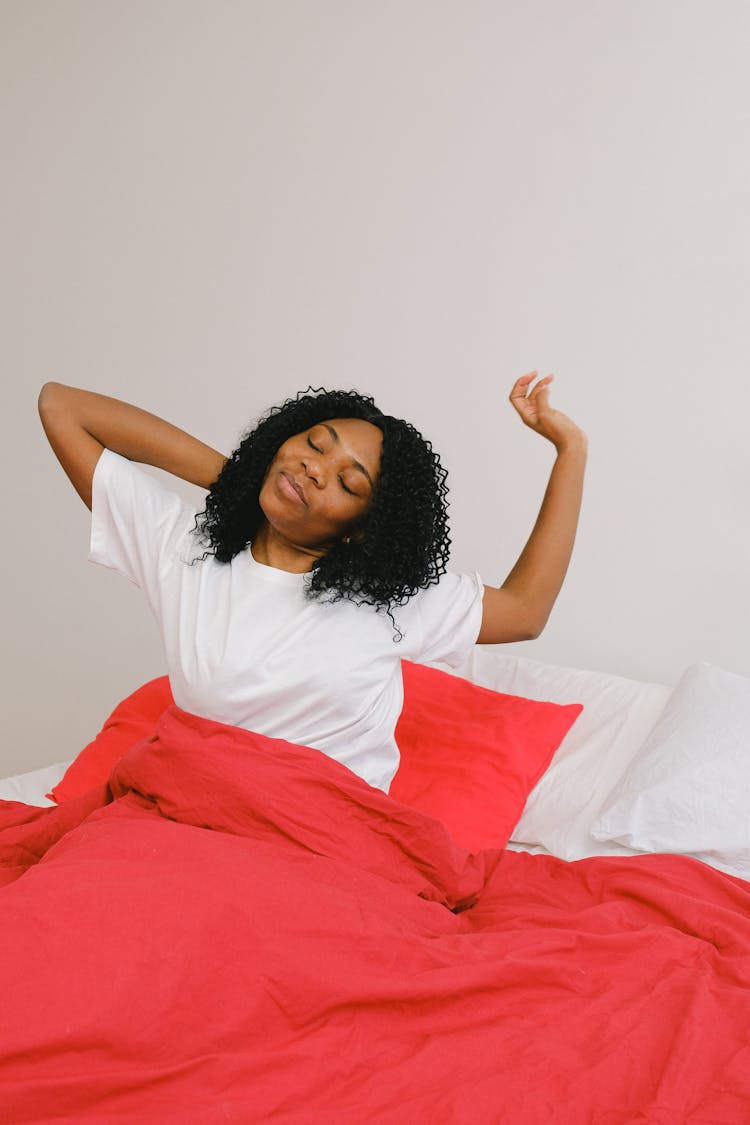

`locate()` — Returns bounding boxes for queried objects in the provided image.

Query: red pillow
[390,660,582,851]
[50,664,582,854]
[48,676,174,804]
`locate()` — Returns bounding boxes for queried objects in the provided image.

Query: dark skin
[38,375,587,644]
[252,417,384,572]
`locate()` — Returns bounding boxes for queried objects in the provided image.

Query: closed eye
[308,436,357,496]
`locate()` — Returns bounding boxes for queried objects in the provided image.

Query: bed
[2,650,749,1123]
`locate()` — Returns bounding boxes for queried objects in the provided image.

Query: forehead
[310,417,383,465]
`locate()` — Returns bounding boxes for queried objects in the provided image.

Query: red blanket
[2,707,750,1124]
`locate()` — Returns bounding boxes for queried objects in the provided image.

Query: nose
[301,454,327,488]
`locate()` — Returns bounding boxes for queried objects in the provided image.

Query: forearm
[39,382,227,491]
[501,435,587,633]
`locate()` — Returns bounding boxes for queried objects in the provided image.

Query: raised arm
[477,372,587,644]
[38,382,228,510]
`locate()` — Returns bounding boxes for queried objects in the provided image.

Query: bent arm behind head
[38,382,227,509]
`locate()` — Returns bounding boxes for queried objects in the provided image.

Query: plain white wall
[2,0,749,775]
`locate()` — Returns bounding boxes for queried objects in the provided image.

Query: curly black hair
[192,388,452,628]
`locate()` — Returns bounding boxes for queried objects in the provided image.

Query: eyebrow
[319,423,374,489]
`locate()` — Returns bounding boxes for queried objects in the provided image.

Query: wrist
[554,430,588,457]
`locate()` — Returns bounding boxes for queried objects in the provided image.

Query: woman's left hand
[509,372,587,452]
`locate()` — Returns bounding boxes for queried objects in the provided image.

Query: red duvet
[1,707,750,1124]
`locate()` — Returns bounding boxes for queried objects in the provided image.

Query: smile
[278,471,308,506]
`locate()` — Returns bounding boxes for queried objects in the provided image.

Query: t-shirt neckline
[244,547,309,585]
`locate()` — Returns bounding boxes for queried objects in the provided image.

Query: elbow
[513,599,548,641]
[524,615,548,641]
[38,381,62,418]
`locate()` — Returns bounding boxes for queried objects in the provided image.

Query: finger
[520,376,553,426]
[529,374,554,401]
[509,371,538,400]
[528,373,557,405]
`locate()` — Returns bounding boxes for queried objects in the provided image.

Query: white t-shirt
[89,449,485,792]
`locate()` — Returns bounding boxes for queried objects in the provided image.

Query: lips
[278,471,308,506]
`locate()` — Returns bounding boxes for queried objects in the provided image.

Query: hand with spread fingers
[509,371,587,452]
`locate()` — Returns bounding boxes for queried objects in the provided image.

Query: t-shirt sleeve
[397,568,485,668]
[88,449,196,611]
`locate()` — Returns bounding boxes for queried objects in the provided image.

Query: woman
[37,373,587,792]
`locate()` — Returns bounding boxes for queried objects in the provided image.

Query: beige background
[2,0,749,775]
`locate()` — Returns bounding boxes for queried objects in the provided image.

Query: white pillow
[437,650,671,860]
[0,760,69,807]
[591,662,750,880]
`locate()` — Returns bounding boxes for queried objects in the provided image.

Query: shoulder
[399,568,484,617]
[95,448,164,492]
[387,567,484,665]
[92,449,200,550]
[95,450,195,515]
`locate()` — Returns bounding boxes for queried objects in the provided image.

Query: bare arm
[477,372,587,644]
[38,382,228,510]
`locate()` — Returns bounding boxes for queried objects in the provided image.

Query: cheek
[257,479,273,519]
[263,449,283,478]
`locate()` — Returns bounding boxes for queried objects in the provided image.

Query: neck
[251,522,325,573]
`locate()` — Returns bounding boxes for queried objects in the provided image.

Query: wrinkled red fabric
[2,706,750,1124]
